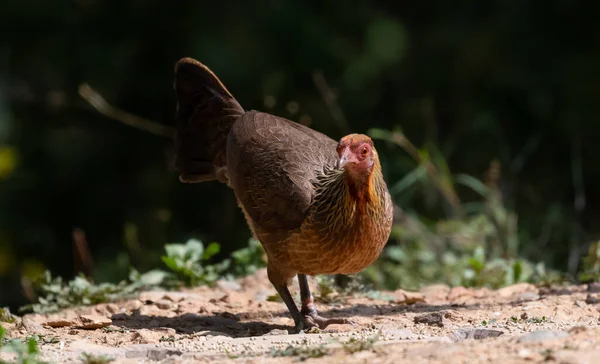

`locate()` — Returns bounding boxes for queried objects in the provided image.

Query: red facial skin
[336,135,378,202]
[337,139,375,175]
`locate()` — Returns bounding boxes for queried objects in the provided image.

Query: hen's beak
[338,148,358,169]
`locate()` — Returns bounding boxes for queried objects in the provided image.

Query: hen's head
[336,134,379,180]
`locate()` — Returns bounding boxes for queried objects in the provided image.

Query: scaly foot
[295,313,355,331]
[294,274,356,332]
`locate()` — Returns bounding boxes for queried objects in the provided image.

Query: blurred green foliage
[20,270,159,314]
[0,325,47,364]
[2,1,600,308]
[161,239,225,286]
[579,241,600,282]
[0,309,16,324]
[20,238,265,314]
[160,238,265,286]
[269,343,329,360]
[364,127,564,290]
[80,352,114,364]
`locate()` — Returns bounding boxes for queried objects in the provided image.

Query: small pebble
[21,318,45,334]
[155,299,174,310]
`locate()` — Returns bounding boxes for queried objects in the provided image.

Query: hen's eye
[361,147,368,156]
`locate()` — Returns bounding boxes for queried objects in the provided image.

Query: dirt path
[2,269,600,363]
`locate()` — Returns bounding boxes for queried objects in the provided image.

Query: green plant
[342,332,380,353]
[20,272,131,314]
[160,238,266,286]
[161,239,228,286]
[0,309,16,324]
[20,268,170,314]
[80,352,114,364]
[159,335,175,342]
[481,319,497,327]
[23,336,58,346]
[228,239,266,277]
[20,238,267,314]
[579,241,600,282]
[315,275,394,304]
[508,313,549,325]
[363,213,563,291]
[527,316,549,324]
[0,326,48,364]
[269,344,328,360]
[315,276,339,303]
[360,128,563,291]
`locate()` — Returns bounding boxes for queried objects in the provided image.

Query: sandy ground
[2,269,600,364]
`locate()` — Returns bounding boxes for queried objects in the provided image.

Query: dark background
[1,0,599,308]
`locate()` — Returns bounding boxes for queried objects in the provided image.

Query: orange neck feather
[344,159,384,212]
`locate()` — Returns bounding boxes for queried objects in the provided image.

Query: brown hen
[173,58,393,331]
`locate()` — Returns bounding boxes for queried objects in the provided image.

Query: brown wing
[226,111,338,242]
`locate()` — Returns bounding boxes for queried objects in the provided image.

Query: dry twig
[78,83,174,139]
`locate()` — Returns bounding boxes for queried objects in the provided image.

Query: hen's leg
[271,282,302,321]
[298,274,354,329]
[267,265,309,332]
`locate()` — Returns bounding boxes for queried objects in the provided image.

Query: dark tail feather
[173,57,244,183]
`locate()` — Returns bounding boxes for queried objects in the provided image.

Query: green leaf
[513,260,523,282]
[183,239,204,262]
[202,242,221,260]
[164,244,186,259]
[136,270,170,286]
[0,308,16,323]
[26,338,39,354]
[468,258,485,273]
[454,174,490,197]
[468,247,486,273]
[71,276,91,291]
[367,128,393,141]
[390,164,428,196]
[385,246,407,262]
[161,256,180,272]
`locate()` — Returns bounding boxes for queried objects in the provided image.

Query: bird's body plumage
[226,111,393,283]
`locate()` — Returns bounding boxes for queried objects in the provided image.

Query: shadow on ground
[111,301,488,337]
